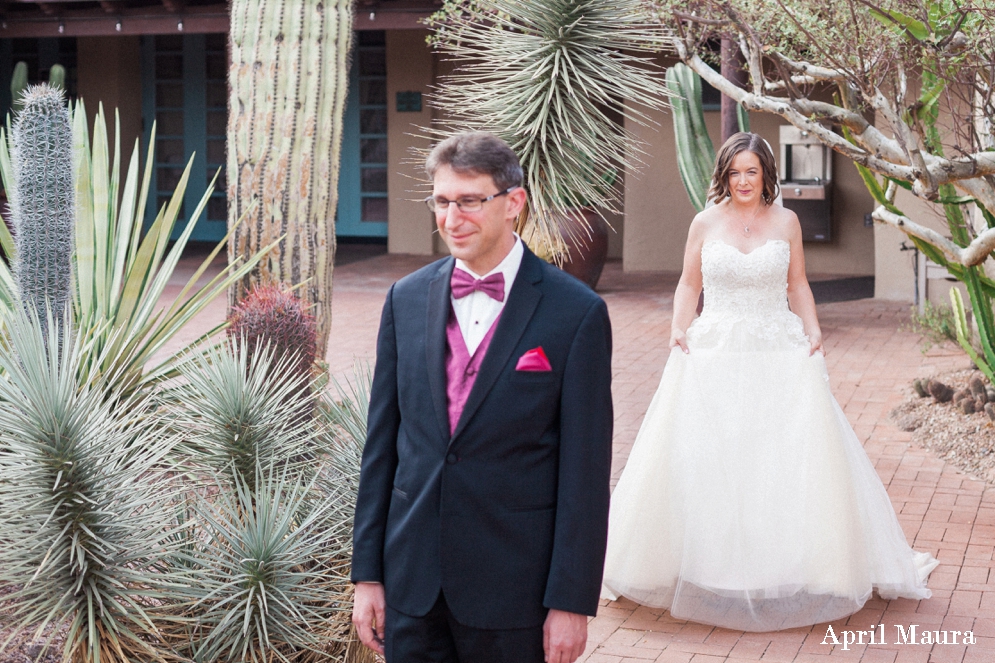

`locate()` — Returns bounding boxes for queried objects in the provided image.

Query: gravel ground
[890,367,995,484]
[0,585,64,662]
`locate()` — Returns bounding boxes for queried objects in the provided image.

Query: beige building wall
[622,71,710,272]
[76,37,143,166]
[873,188,949,301]
[386,30,435,255]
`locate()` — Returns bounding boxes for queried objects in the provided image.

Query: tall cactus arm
[950,286,995,384]
[737,101,750,133]
[48,64,66,91]
[10,62,28,117]
[227,0,354,357]
[667,63,715,212]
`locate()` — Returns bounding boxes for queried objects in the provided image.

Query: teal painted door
[141,34,228,242]
[336,30,388,239]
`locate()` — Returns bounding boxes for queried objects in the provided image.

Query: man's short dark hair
[425,132,524,191]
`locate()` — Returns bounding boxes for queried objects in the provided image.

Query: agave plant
[427,0,670,260]
[0,99,278,396]
[0,304,187,663]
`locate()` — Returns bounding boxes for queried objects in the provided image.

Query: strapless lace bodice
[686,239,809,349]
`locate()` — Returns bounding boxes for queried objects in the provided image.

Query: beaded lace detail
[686,239,809,349]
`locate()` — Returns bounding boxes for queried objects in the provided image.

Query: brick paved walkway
[166,247,995,663]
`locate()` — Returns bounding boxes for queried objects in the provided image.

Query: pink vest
[446,307,501,435]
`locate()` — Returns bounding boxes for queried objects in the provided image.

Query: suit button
[466,367,476,376]
[446,453,458,465]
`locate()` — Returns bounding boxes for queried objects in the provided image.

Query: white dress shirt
[451,235,524,356]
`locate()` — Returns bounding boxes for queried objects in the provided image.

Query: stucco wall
[873,188,949,301]
[622,89,709,272]
[75,36,143,164]
[385,29,435,255]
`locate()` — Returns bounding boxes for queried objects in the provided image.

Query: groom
[351,132,614,663]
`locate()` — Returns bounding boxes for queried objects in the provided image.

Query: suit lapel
[450,249,544,443]
[426,258,455,441]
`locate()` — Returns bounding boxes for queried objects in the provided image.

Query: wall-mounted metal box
[779,125,832,242]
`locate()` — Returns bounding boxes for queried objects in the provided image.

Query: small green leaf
[870,7,931,42]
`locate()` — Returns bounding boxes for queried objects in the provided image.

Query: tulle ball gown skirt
[601,325,938,632]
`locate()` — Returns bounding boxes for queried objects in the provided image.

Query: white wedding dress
[601,238,938,632]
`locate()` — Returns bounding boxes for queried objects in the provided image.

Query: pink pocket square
[516,346,552,372]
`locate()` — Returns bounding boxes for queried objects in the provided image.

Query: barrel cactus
[9,84,75,320]
[228,285,318,381]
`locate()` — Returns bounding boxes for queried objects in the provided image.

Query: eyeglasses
[424,186,518,213]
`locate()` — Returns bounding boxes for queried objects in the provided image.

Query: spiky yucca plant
[228,285,318,381]
[166,339,318,489]
[0,305,186,663]
[319,363,373,500]
[427,0,670,260]
[9,84,75,319]
[162,357,376,663]
[175,463,357,663]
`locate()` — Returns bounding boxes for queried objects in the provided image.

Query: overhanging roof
[0,0,437,37]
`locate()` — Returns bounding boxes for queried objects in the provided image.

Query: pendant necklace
[742,204,763,237]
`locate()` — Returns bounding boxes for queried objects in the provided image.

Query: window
[336,30,389,239]
[358,31,388,224]
[142,34,228,242]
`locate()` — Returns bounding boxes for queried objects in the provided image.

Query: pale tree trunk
[227,0,354,356]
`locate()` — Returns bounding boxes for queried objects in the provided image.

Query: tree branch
[765,50,849,83]
[872,204,995,267]
[764,76,817,91]
[685,53,914,178]
[680,50,995,186]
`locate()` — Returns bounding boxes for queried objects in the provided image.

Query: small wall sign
[396,91,422,113]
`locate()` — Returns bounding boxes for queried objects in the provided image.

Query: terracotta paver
[161,246,995,662]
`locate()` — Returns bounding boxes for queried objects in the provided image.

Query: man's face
[432,165,525,275]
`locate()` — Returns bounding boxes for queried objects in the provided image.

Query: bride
[600,132,938,631]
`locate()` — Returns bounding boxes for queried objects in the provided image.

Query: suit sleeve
[543,298,613,615]
[351,284,401,583]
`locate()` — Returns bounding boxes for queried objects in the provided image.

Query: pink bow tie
[451,268,505,302]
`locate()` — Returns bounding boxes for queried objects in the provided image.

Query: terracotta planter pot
[559,208,609,290]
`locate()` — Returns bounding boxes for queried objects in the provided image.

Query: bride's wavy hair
[707,132,779,206]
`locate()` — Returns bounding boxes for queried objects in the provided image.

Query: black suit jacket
[351,247,613,630]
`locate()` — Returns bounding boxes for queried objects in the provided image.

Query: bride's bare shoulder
[770,203,801,235]
[688,204,724,239]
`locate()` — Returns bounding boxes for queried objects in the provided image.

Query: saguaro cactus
[227,0,354,357]
[667,63,750,213]
[10,84,75,318]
